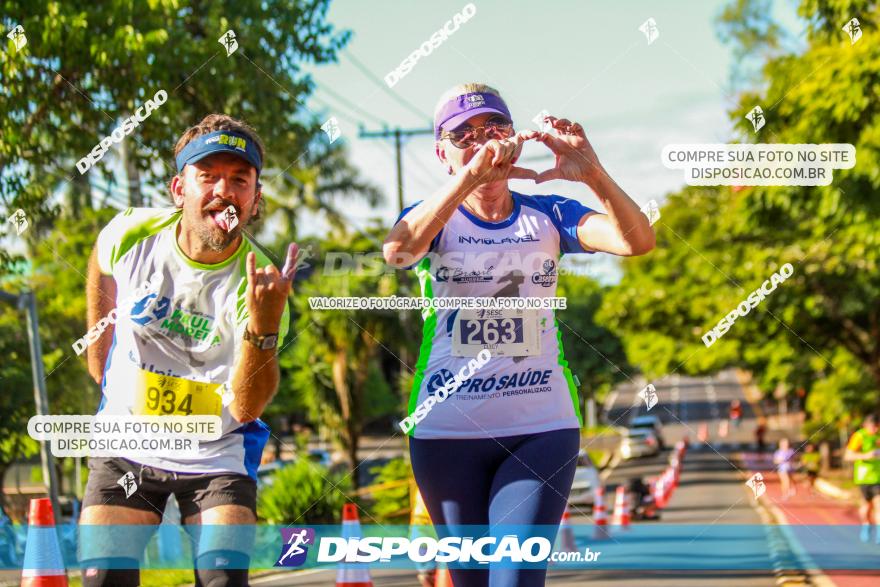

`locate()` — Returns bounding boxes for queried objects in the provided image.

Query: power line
[359,126,434,213]
[404,147,442,190]
[312,85,387,127]
[343,49,432,123]
[307,97,363,128]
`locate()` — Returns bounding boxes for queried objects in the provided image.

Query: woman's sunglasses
[441,117,514,148]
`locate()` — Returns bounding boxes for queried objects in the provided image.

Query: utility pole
[358,125,433,213]
[0,289,61,519]
[358,125,433,397]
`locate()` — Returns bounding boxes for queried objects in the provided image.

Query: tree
[1,0,350,241]
[279,227,404,484]
[555,273,631,417]
[0,208,115,505]
[600,0,880,434]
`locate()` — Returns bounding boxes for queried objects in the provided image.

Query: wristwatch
[243,327,278,350]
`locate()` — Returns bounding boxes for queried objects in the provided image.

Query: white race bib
[451,308,541,357]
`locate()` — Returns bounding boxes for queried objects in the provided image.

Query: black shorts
[859,484,880,501]
[82,457,257,519]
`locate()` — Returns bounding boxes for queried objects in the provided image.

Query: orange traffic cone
[21,498,68,587]
[675,440,686,458]
[555,504,577,554]
[653,476,665,509]
[663,468,675,504]
[336,503,372,587]
[435,566,454,587]
[612,486,630,529]
[592,485,610,540]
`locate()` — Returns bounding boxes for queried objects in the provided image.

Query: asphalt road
[255,369,787,586]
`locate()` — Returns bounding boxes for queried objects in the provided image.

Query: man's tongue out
[209,207,237,232]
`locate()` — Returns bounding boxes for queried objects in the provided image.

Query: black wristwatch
[243,327,278,350]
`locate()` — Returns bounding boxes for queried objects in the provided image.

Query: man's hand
[532,116,604,187]
[464,132,538,185]
[245,242,298,336]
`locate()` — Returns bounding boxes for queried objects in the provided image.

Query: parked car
[568,450,601,506]
[620,428,660,460]
[629,415,665,448]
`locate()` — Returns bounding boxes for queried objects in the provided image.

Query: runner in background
[755,419,768,452]
[80,114,296,586]
[385,82,655,587]
[729,399,742,429]
[800,442,821,495]
[844,413,880,543]
[773,437,797,500]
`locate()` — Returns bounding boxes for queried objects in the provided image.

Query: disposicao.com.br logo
[275,527,316,567]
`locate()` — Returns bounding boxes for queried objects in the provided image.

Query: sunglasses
[441,117,514,148]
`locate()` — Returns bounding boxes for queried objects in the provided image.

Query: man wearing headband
[79,114,297,587]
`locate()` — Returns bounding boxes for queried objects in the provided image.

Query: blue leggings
[410,428,580,587]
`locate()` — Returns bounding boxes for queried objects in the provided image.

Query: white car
[568,450,601,506]
[620,428,660,460]
[630,415,665,448]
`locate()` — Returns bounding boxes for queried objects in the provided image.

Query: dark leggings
[81,552,249,587]
[410,428,580,587]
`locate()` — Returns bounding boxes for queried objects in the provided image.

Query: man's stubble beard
[194,216,243,252]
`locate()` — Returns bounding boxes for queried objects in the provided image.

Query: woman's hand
[464,132,537,185]
[533,116,604,187]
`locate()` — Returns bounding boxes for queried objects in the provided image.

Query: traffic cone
[612,486,630,528]
[436,566,454,587]
[669,455,681,488]
[336,503,372,587]
[592,486,610,540]
[652,477,665,509]
[21,498,68,587]
[555,504,577,554]
[663,468,675,504]
[675,440,685,458]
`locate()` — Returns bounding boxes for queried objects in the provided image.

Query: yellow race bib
[133,369,223,417]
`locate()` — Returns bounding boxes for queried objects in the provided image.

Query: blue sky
[298,0,803,282]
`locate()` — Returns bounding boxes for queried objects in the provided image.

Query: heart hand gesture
[531,116,604,186]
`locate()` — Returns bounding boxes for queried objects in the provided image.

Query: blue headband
[175,130,262,175]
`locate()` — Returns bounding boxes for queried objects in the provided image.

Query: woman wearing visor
[384,83,655,586]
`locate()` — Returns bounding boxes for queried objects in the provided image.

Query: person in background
[773,437,797,500]
[755,419,768,452]
[844,413,880,543]
[729,399,742,429]
[800,442,821,495]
